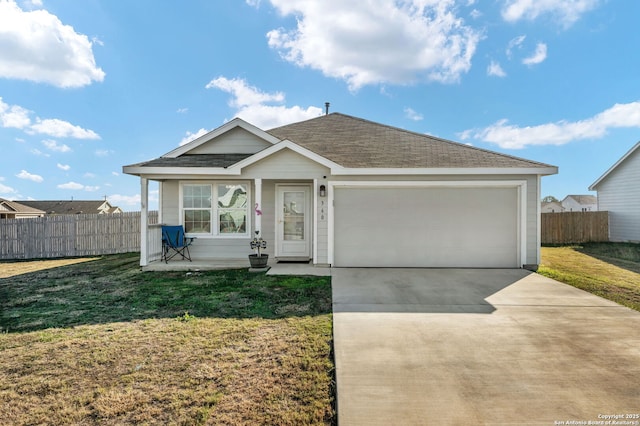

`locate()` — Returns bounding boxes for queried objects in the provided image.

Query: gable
[188,127,273,155]
[241,147,331,179]
[590,141,640,190]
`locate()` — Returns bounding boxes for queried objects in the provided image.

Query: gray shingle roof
[0,198,45,214]
[17,200,117,215]
[565,195,597,204]
[267,113,554,169]
[128,154,253,168]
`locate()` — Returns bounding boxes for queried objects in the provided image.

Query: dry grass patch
[0,257,98,278]
[539,243,640,312]
[0,316,333,425]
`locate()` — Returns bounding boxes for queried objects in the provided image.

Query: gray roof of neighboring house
[17,200,117,215]
[0,198,45,214]
[563,195,597,204]
[267,113,555,169]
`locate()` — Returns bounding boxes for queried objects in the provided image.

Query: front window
[217,184,247,234]
[183,184,212,234]
[182,182,249,236]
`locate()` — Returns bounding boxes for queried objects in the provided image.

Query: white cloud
[84,172,96,178]
[522,43,547,66]
[57,181,84,190]
[111,171,120,177]
[21,0,43,8]
[206,76,322,128]
[42,139,71,152]
[506,35,526,59]
[83,185,100,192]
[57,163,70,171]
[0,97,31,128]
[470,9,482,19]
[30,148,49,157]
[109,193,141,208]
[180,128,210,146]
[462,101,640,149]
[265,0,482,90]
[404,107,424,121]
[30,118,100,139]
[91,36,104,47]
[0,178,17,195]
[207,76,285,107]
[95,149,111,157]
[16,169,43,182]
[0,97,99,139]
[0,0,105,87]
[487,61,507,77]
[502,0,600,27]
[176,107,188,114]
[0,183,16,194]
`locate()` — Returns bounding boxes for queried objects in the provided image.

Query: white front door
[276,184,311,259]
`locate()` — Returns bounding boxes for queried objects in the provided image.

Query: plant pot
[248,254,269,269]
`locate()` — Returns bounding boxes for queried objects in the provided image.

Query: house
[0,198,45,219]
[589,141,640,242]
[17,200,123,215]
[561,195,597,212]
[541,201,564,213]
[123,113,558,269]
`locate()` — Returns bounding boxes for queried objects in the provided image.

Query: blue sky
[1,0,639,211]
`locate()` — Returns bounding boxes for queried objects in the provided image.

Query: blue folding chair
[161,225,195,263]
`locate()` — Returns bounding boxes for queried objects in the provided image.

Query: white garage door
[333,186,519,268]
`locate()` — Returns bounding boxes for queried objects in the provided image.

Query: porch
[142,257,330,276]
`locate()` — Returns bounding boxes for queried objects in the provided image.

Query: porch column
[254,178,262,235]
[140,177,149,267]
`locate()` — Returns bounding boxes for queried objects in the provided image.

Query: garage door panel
[334,187,518,268]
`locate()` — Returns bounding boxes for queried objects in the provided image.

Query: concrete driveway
[332,269,640,425]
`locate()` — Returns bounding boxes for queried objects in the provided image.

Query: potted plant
[249,231,269,269]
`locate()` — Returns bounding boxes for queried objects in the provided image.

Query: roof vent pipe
[325,102,330,115]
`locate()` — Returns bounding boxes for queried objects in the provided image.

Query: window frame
[179,181,251,238]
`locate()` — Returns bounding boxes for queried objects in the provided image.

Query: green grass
[0,253,332,333]
[0,253,335,425]
[539,243,640,312]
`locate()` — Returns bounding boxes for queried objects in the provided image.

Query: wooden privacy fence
[0,211,158,260]
[541,211,609,244]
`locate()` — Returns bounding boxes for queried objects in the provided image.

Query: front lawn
[539,242,640,312]
[0,253,335,425]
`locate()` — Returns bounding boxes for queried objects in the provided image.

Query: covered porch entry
[137,178,320,269]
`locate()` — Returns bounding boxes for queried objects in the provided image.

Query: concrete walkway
[332,268,640,425]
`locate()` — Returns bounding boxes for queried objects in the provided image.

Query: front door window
[283,191,305,240]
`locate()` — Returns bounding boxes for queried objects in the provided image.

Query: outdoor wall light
[319,185,326,197]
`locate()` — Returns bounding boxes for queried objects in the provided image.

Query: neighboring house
[561,195,597,212]
[0,198,45,219]
[123,113,557,269]
[17,200,123,215]
[541,201,564,213]
[589,141,640,242]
